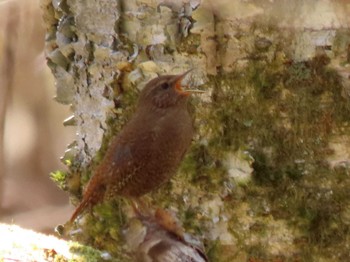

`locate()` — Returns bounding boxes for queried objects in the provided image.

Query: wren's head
[138,71,193,109]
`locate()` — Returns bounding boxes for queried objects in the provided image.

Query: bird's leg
[129,198,184,241]
[129,197,152,218]
[154,208,184,240]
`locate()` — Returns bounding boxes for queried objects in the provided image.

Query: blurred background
[0,0,75,233]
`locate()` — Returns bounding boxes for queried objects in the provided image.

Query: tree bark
[42,0,350,261]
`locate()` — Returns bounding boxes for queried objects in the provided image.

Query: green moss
[181,206,203,234]
[177,33,201,54]
[53,18,350,261]
[186,23,350,260]
[50,170,68,190]
[205,239,222,262]
[70,199,129,259]
[246,244,268,261]
[182,143,226,192]
[69,242,120,262]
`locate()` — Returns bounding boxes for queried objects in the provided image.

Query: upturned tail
[69,175,106,223]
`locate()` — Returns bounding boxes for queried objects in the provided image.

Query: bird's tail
[69,196,90,223]
[69,175,106,223]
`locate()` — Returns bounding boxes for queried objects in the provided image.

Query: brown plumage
[70,71,200,222]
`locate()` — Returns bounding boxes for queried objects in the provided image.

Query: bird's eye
[161,82,170,90]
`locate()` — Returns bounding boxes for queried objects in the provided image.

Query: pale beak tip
[183,89,206,94]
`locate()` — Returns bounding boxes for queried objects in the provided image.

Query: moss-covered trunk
[42,0,350,261]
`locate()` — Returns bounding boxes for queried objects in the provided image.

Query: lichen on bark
[42,0,350,261]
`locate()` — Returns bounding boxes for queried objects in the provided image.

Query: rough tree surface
[42,0,350,261]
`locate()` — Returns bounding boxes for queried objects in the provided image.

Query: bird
[69,70,203,223]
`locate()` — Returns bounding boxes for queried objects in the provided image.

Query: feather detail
[70,174,106,223]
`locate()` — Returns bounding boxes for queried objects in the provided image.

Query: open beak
[173,70,206,95]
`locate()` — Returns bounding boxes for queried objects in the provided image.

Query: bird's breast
[117,108,193,197]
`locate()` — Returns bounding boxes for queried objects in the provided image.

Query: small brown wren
[70,70,203,222]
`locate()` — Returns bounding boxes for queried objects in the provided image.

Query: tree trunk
[42,0,350,261]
